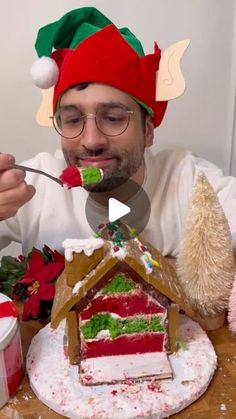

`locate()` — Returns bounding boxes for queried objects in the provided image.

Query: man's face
[60,83,154,192]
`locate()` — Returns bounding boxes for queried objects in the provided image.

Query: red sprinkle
[111,390,118,396]
[147,382,160,392]
[84,374,93,382]
[123,378,134,386]
[63,346,68,358]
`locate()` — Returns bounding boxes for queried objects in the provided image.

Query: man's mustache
[73,149,120,159]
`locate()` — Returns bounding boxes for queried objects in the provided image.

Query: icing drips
[63,237,104,261]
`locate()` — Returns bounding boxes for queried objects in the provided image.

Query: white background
[0,0,236,257]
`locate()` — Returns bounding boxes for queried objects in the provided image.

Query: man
[1,7,236,256]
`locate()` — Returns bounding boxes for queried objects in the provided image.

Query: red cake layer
[81,332,165,358]
[80,291,165,320]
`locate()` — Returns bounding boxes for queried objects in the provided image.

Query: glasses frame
[50,107,135,139]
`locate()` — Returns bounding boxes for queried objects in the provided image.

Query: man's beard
[62,145,144,192]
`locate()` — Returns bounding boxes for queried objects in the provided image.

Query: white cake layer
[26,315,217,419]
[80,352,173,385]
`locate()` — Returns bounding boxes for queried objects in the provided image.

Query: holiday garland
[0,246,64,321]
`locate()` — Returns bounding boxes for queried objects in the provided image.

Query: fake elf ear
[156,40,190,101]
[36,87,54,127]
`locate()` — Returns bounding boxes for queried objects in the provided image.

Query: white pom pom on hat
[30,57,59,89]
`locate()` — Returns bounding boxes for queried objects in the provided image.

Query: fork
[13,164,63,186]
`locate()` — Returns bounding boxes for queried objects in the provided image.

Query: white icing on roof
[72,278,86,295]
[110,245,127,260]
[62,237,104,261]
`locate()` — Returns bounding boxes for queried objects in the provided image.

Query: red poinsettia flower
[18,250,64,320]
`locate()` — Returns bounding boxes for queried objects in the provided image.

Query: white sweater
[1,148,236,256]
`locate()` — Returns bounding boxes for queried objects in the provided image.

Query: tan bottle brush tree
[177,173,235,327]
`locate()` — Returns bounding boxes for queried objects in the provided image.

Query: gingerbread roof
[51,230,195,329]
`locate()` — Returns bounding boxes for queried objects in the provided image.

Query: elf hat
[31,7,167,127]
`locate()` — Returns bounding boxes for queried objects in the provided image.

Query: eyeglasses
[50,105,135,139]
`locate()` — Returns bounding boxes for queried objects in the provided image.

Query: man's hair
[74,82,90,91]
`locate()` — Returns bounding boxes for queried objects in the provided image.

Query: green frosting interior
[81,166,103,185]
[101,273,136,294]
[81,313,165,339]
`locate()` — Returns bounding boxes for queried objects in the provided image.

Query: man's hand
[0,153,36,220]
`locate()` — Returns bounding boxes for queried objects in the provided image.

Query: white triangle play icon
[108,198,131,222]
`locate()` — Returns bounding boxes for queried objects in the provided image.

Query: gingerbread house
[51,223,195,385]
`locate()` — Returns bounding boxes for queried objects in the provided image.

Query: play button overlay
[108,198,131,222]
[85,178,151,241]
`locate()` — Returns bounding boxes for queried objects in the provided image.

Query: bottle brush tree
[177,173,235,317]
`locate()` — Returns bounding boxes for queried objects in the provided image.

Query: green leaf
[0,254,28,299]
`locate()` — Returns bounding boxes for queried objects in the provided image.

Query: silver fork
[13,164,63,186]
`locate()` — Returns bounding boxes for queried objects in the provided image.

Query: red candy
[140,245,147,252]
[98,224,105,229]
[113,246,120,252]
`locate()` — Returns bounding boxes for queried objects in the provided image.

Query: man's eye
[63,116,82,125]
[102,113,125,123]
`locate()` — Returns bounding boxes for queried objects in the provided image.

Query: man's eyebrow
[59,101,130,111]
[98,101,130,109]
[59,104,80,111]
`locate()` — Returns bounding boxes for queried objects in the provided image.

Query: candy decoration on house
[228,273,236,332]
[177,173,235,329]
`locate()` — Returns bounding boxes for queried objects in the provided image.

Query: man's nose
[79,115,108,150]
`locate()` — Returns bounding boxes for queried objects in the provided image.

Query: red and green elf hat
[31,7,167,127]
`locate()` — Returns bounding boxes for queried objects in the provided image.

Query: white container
[0,293,24,408]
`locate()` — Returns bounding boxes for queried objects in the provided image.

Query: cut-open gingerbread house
[51,223,195,385]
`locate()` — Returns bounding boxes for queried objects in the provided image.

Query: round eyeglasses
[50,105,135,139]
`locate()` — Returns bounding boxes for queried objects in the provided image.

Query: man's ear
[144,115,154,148]
[35,87,54,127]
[156,40,190,101]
